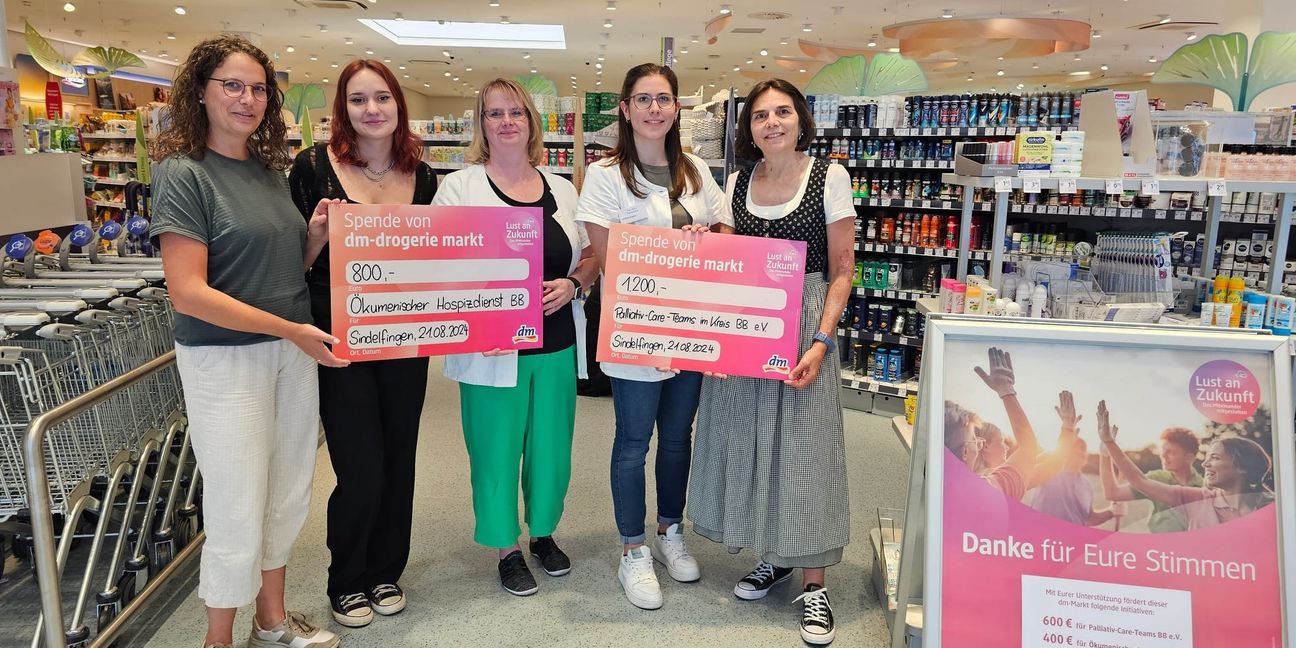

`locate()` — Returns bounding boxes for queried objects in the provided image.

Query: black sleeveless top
[731,157,830,274]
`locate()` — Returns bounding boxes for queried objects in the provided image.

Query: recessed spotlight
[159,50,169,58]
[166,32,176,40]
[1073,55,1082,61]
[1157,14,1171,24]
[691,35,700,43]
[798,68,806,73]
[1148,56,1158,63]
[286,46,295,53]
[570,75,577,80]
[996,69,1005,76]
[595,62,603,69]
[1016,83,1025,89]
[322,78,329,83]
[444,71,451,77]
[1031,62,1040,69]
[365,49,374,55]
[394,13,404,20]
[318,24,328,32]
[309,55,318,61]
[759,49,768,56]
[1068,71,1091,76]
[1186,32,1198,41]
[779,37,789,45]
[596,70,602,75]
[344,37,354,45]
[489,0,499,6]
[941,8,954,18]
[603,18,613,28]
[746,58,753,64]
[1100,64,1109,71]
[63,2,75,12]
[522,52,531,59]
[606,0,616,9]
[284,68,292,73]
[424,83,431,87]
[680,48,688,54]
[1092,29,1102,38]
[802,23,813,32]
[441,50,451,57]
[997,56,1005,61]
[465,66,473,71]
[597,55,605,62]
[174,5,186,15]
[530,68,537,73]
[887,47,900,53]
[733,66,740,71]
[384,58,392,63]
[867,35,878,47]
[720,4,731,14]
[967,76,974,81]
[596,81,603,86]
[398,65,406,70]
[500,16,510,24]
[331,63,339,68]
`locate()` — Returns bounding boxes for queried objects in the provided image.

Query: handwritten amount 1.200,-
[620,275,663,296]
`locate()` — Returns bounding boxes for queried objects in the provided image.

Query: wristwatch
[812,331,836,353]
[565,276,583,293]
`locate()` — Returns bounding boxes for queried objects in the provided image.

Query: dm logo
[761,354,791,374]
[511,324,539,344]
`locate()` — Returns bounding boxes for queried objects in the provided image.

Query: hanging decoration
[24,22,144,79]
[805,54,927,97]
[1153,31,1296,111]
[513,74,557,96]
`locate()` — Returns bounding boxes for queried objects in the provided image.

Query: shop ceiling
[7,0,1234,97]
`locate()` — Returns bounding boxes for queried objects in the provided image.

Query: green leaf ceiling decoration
[805,56,869,95]
[1152,31,1296,111]
[805,54,928,96]
[25,22,146,79]
[513,74,557,96]
[300,106,316,148]
[73,47,146,79]
[25,21,82,78]
[284,84,327,124]
[861,53,929,97]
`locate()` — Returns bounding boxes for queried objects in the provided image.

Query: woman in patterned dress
[687,78,855,645]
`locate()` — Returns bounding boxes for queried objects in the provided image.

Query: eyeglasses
[962,436,987,453]
[208,77,269,102]
[483,108,529,122]
[627,93,677,110]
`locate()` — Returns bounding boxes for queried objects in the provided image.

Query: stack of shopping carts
[2,217,199,648]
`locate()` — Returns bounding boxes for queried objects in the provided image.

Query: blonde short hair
[466,78,545,167]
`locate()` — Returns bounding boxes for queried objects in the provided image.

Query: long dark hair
[330,59,423,175]
[607,63,701,200]
[151,34,290,170]
[735,78,813,161]
[1217,436,1273,496]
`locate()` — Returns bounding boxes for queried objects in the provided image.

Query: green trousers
[459,345,577,548]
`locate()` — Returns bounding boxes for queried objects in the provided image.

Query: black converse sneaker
[367,583,406,616]
[529,536,572,576]
[733,561,794,600]
[794,584,835,645]
[330,592,373,628]
[498,550,539,596]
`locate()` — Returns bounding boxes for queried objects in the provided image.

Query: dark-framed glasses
[208,77,269,101]
[628,93,676,110]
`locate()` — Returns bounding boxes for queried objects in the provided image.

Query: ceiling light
[319,24,328,32]
[802,23,813,32]
[1016,83,1025,89]
[746,58,753,64]
[603,18,613,28]
[286,46,295,52]
[759,49,768,56]
[284,68,292,73]
[398,65,406,69]
[1068,71,1091,76]
[344,37,354,45]
[997,56,1005,61]
[499,16,510,24]
[606,0,616,9]
[403,74,409,78]
[720,4,731,14]
[1031,62,1039,69]
[597,55,605,61]
[465,66,473,71]
[1157,14,1171,24]
[570,75,577,79]
[384,58,392,62]
[691,35,700,43]
[424,83,431,87]
[1100,64,1109,71]
[888,47,900,53]
[1186,32,1198,41]
[1148,56,1158,63]
[798,68,806,73]
[394,13,404,21]
[996,69,1005,76]
[489,0,499,6]
[733,66,740,71]
[530,68,537,73]
[966,76,973,81]
[1092,29,1102,38]
[365,48,374,55]
[309,55,319,61]
[941,8,954,18]
[331,63,339,68]
[63,2,75,11]
[166,32,177,40]
[442,50,451,57]
[174,5,186,15]
[323,78,329,83]
[158,50,169,58]
[597,81,603,86]
[444,71,451,76]
[1073,55,1081,61]
[474,90,480,94]
[680,47,688,54]
[595,62,603,69]
[596,70,602,75]
[522,52,531,59]
[867,35,877,47]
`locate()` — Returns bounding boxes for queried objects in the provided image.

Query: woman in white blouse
[575,63,726,611]
[434,78,598,598]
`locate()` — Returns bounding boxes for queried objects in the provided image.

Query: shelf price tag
[1174,210,1187,220]
[1141,179,1160,196]
[1058,178,1078,194]
[1105,178,1123,195]
[1023,177,1042,194]
[1208,179,1228,196]
[1154,209,1167,219]
[994,176,1013,193]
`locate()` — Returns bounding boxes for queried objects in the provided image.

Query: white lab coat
[574,153,727,383]
[433,164,590,387]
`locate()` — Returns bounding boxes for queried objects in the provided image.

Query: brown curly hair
[151,34,290,170]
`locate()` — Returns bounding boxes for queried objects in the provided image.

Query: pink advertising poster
[328,204,544,362]
[937,334,1287,647]
[597,223,806,379]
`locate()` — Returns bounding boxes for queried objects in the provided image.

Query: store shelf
[427,162,575,175]
[542,134,576,144]
[891,415,914,453]
[840,370,919,397]
[840,159,953,170]
[943,173,1296,194]
[853,197,969,210]
[91,177,133,186]
[856,242,968,259]
[584,133,617,149]
[93,200,125,209]
[837,327,923,348]
[815,125,1075,138]
[90,156,137,164]
[1007,203,1206,221]
[703,158,726,169]
[540,166,575,175]
[855,287,938,301]
[81,132,138,140]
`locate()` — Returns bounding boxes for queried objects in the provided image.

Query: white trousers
[176,339,320,609]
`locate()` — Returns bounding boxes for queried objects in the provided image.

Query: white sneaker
[248,611,339,648]
[651,523,700,582]
[618,546,663,610]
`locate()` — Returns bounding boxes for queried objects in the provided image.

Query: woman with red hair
[288,58,436,629]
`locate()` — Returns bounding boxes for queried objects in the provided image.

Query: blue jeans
[609,372,703,545]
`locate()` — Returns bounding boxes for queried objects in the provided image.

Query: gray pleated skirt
[687,274,850,568]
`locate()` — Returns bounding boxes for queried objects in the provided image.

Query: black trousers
[318,354,429,597]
